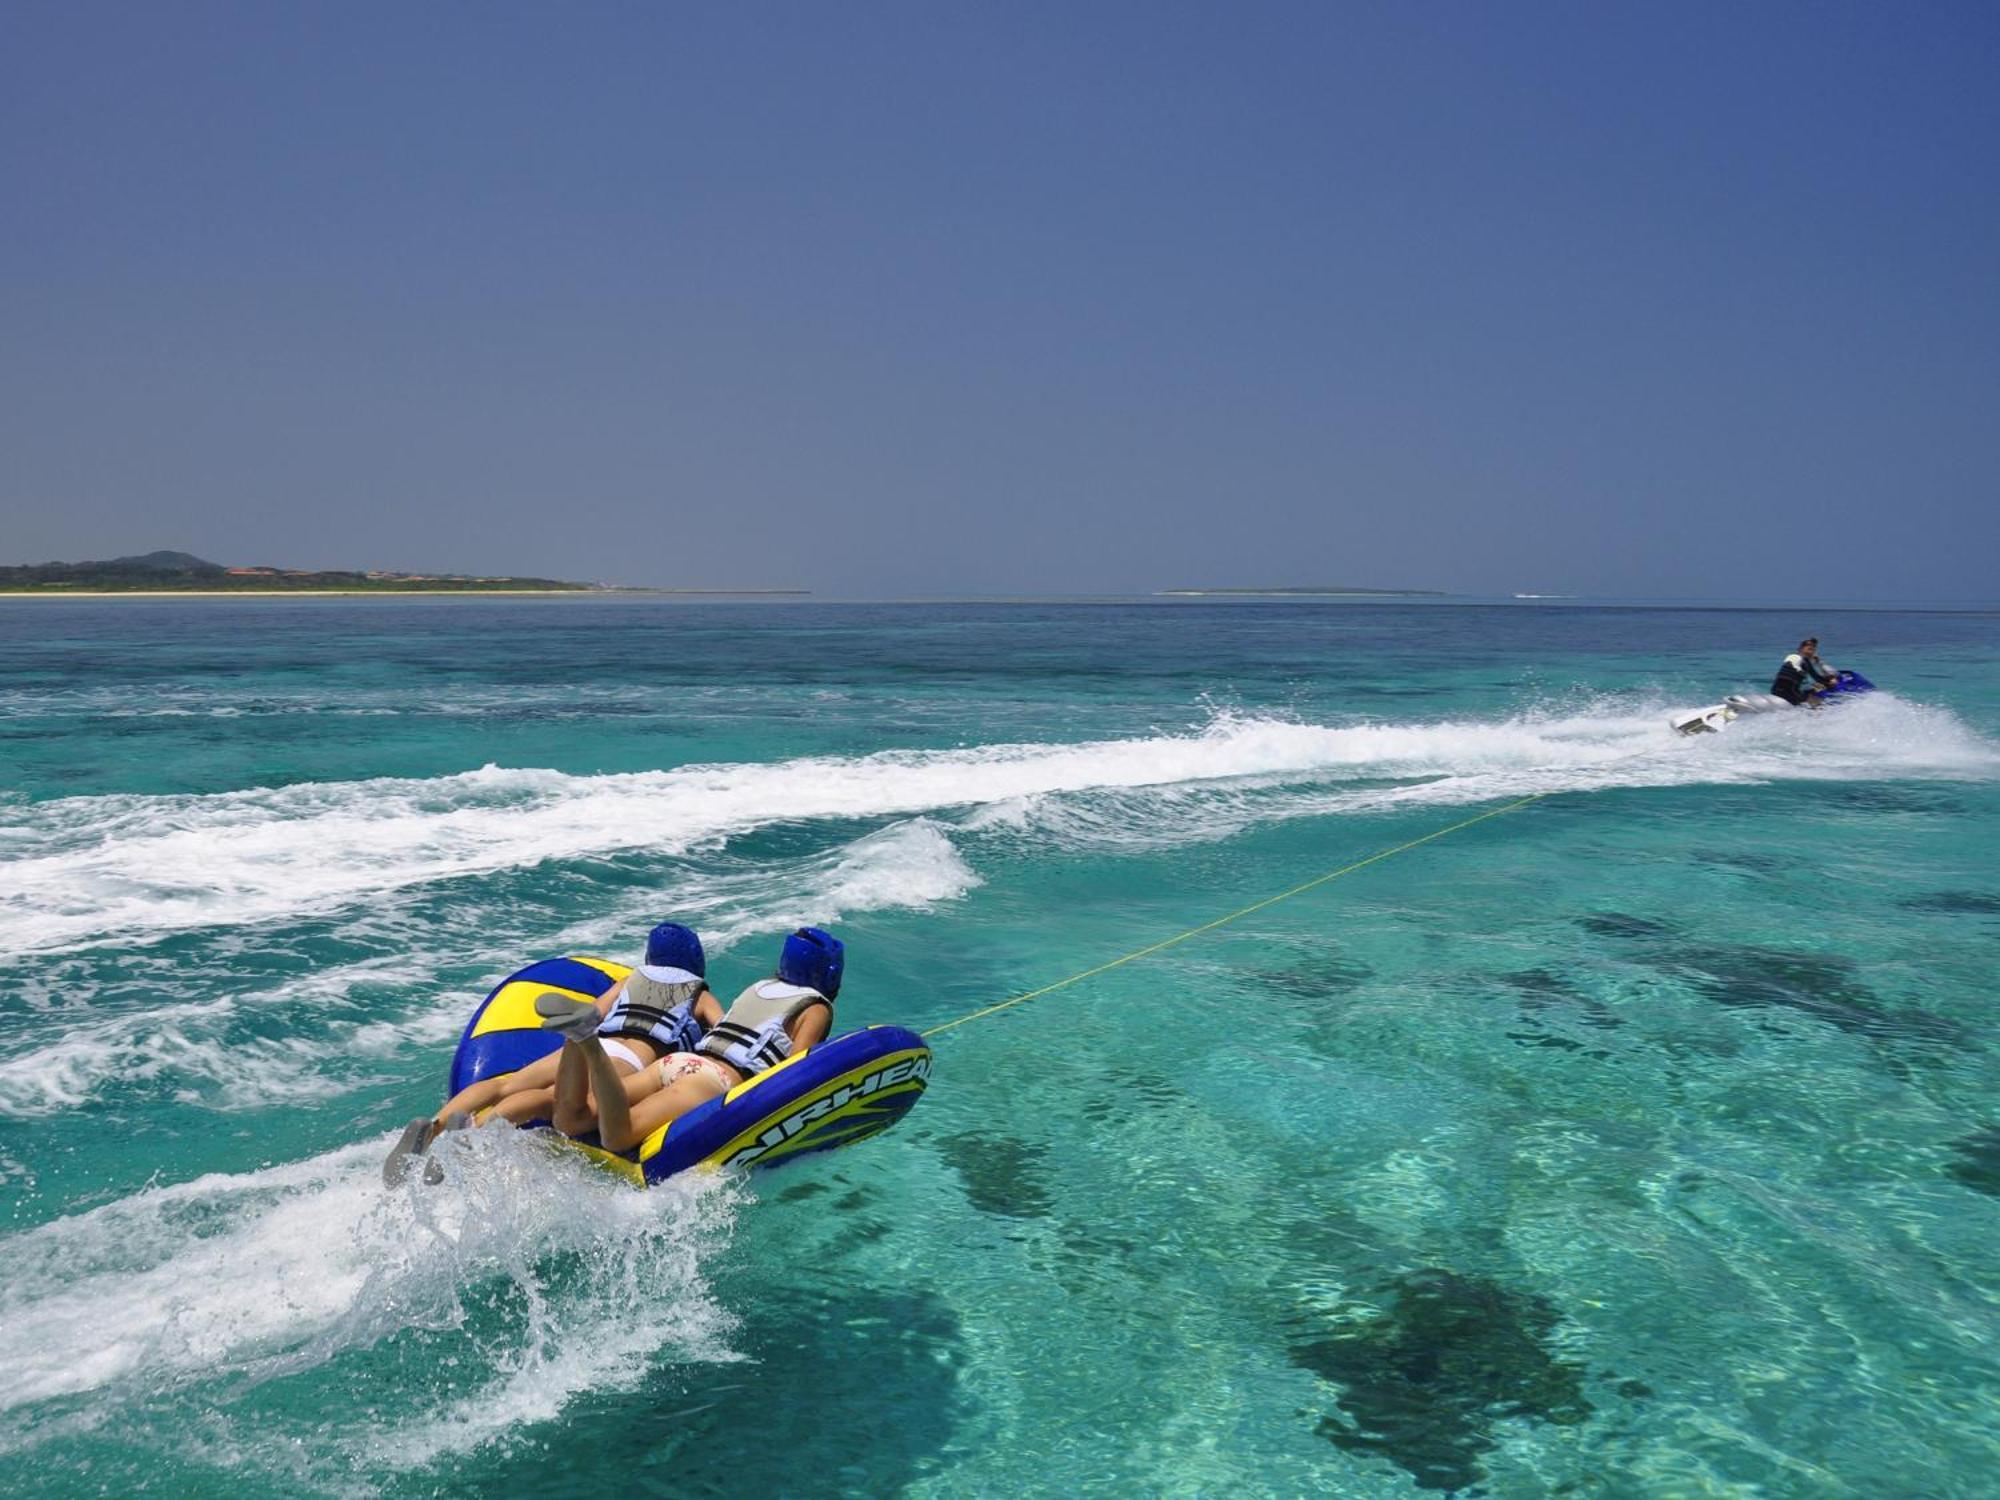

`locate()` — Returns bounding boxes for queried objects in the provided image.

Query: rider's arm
[786,1001,833,1052]
[595,975,627,1016]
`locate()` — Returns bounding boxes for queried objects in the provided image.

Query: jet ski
[1671,669,1875,736]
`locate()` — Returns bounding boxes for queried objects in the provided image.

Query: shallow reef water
[1290,1268,1596,1493]
[1,597,1996,1497]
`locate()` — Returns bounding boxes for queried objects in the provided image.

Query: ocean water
[1,597,1996,1499]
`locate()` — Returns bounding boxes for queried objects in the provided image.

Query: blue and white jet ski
[1671,669,1875,736]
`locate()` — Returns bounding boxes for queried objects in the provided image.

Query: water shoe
[534,992,602,1039]
[382,1116,441,1186]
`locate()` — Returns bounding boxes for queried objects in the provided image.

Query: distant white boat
[1512,593,1573,600]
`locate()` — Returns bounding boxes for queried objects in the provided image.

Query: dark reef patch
[618,1285,968,1500]
[1249,950,1382,1060]
[1503,969,1623,1059]
[1689,849,1784,876]
[772,1179,832,1204]
[1575,912,1675,939]
[937,1132,1055,1219]
[1253,951,1377,1002]
[1945,1126,2000,1196]
[1080,1065,1185,1123]
[1827,785,1962,815]
[1288,1268,1593,1493]
[1505,970,1625,1029]
[1670,947,1968,1049]
[1031,1225,1153,1302]
[1899,890,2000,916]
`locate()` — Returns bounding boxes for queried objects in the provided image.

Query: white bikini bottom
[598,1036,648,1073]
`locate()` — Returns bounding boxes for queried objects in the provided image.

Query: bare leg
[432,1073,510,1127]
[563,1037,639,1146]
[434,1048,565,1126]
[618,1063,669,1104]
[495,1085,560,1125]
[550,1040,602,1136]
[599,1070,731,1153]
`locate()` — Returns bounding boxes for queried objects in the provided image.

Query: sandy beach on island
[0,588,808,598]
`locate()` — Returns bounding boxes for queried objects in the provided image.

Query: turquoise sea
[1,598,1996,1498]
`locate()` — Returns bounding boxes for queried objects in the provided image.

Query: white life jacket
[597,972,707,1055]
[696,979,831,1077]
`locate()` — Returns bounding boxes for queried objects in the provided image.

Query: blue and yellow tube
[449,956,930,1187]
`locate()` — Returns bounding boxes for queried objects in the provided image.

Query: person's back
[1771,636,1834,705]
[540,927,845,1154]
[383,920,719,1184]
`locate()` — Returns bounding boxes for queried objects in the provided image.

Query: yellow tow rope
[920,792,1550,1039]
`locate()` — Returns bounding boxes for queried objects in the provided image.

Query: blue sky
[3,2,1995,596]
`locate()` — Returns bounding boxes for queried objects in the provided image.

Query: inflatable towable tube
[451,956,930,1187]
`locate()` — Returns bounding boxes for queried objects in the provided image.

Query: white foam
[0,956,440,1119]
[537,816,977,961]
[3,701,1991,957]
[964,694,2000,849]
[0,1129,740,1446]
[0,1005,459,1119]
[0,822,976,1117]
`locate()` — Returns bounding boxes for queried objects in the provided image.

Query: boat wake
[0,1129,742,1480]
[3,696,1993,960]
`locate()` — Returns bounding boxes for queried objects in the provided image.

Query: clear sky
[3,2,1995,597]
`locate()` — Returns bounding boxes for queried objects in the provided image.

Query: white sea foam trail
[0,980,458,1120]
[969,694,2000,850]
[3,701,1992,956]
[0,1129,740,1463]
[0,819,977,1119]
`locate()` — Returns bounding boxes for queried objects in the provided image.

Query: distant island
[1157,585,1448,598]
[0,551,805,596]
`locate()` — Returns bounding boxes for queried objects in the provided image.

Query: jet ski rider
[1771,637,1837,706]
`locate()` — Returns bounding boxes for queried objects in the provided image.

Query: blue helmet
[778,927,844,999]
[639,922,705,981]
